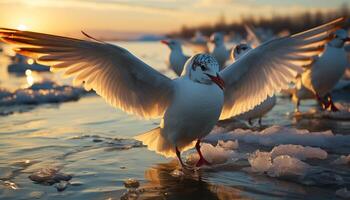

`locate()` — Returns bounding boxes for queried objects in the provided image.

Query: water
[0,42,350,200]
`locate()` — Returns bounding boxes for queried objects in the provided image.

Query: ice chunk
[205,125,350,150]
[0,81,85,106]
[270,145,327,160]
[217,140,239,150]
[336,188,350,199]
[267,155,310,178]
[332,155,350,165]
[248,151,310,178]
[248,150,272,173]
[187,143,240,165]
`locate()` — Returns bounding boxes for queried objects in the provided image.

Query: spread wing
[219,18,344,119]
[0,28,174,119]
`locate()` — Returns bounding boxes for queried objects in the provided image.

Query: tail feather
[134,127,196,158]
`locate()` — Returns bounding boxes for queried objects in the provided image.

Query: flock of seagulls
[0,17,348,168]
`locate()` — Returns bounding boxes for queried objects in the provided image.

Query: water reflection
[140,161,248,200]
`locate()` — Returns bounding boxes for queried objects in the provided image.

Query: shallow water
[0,42,350,200]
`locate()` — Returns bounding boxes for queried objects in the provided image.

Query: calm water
[0,42,350,200]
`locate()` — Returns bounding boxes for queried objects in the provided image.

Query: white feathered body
[136,78,224,157]
[302,45,347,96]
[168,50,188,76]
[211,45,229,69]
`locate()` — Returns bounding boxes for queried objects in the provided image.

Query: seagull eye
[200,65,207,71]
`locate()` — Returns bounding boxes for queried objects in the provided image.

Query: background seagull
[0,17,343,168]
[209,32,231,69]
[161,39,189,76]
[293,29,349,111]
[231,43,276,126]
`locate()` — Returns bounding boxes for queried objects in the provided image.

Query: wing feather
[0,28,174,119]
[219,18,344,119]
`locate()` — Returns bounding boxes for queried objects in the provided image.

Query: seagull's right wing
[0,29,174,119]
[219,18,344,119]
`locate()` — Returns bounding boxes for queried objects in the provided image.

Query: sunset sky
[0,0,348,37]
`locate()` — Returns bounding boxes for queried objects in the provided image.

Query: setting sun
[17,24,27,31]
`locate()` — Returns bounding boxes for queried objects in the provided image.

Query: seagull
[161,39,189,76]
[184,31,209,53]
[292,29,349,112]
[209,32,231,69]
[231,43,276,126]
[0,18,343,168]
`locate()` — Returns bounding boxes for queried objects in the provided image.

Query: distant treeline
[167,4,350,39]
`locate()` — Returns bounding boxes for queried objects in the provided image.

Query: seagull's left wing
[0,28,174,119]
[219,18,344,119]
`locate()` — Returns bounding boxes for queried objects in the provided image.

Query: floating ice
[270,144,327,160]
[217,140,239,150]
[267,155,310,177]
[0,81,85,106]
[7,54,49,73]
[248,150,272,173]
[332,155,350,165]
[205,126,350,151]
[186,142,241,165]
[248,151,310,178]
[336,188,350,199]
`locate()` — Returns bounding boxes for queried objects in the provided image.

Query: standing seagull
[0,18,343,168]
[294,29,349,111]
[209,32,231,69]
[231,43,276,126]
[161,39,189,76]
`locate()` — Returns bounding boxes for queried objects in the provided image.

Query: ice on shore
[0,81,85,106]
[205,126,350,151]
[332,155,350,165]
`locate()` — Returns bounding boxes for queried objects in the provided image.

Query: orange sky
[0,0,347,36]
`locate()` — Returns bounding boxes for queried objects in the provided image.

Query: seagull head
[329,29,349,48]
[209,32,224,46]
[183,53,224,90]
[232,43,252,61]
[161,39,182,51]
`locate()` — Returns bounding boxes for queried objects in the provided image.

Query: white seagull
[231,43,277,125]
[209,32,231,69]
[161,39,189,76]
[293,29,349,112]
[185,31,209,53]
[0,18,343,168]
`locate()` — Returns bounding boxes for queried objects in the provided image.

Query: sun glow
[17,24,27,31]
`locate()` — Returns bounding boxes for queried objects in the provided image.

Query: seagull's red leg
[248,118,253,126]
[195,140,210,167]
[315,93,328,110]
[327,93,339,112]
[175,147,185,168]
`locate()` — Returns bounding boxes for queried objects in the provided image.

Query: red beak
[160,40,169,45]
[206,73,225,90]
